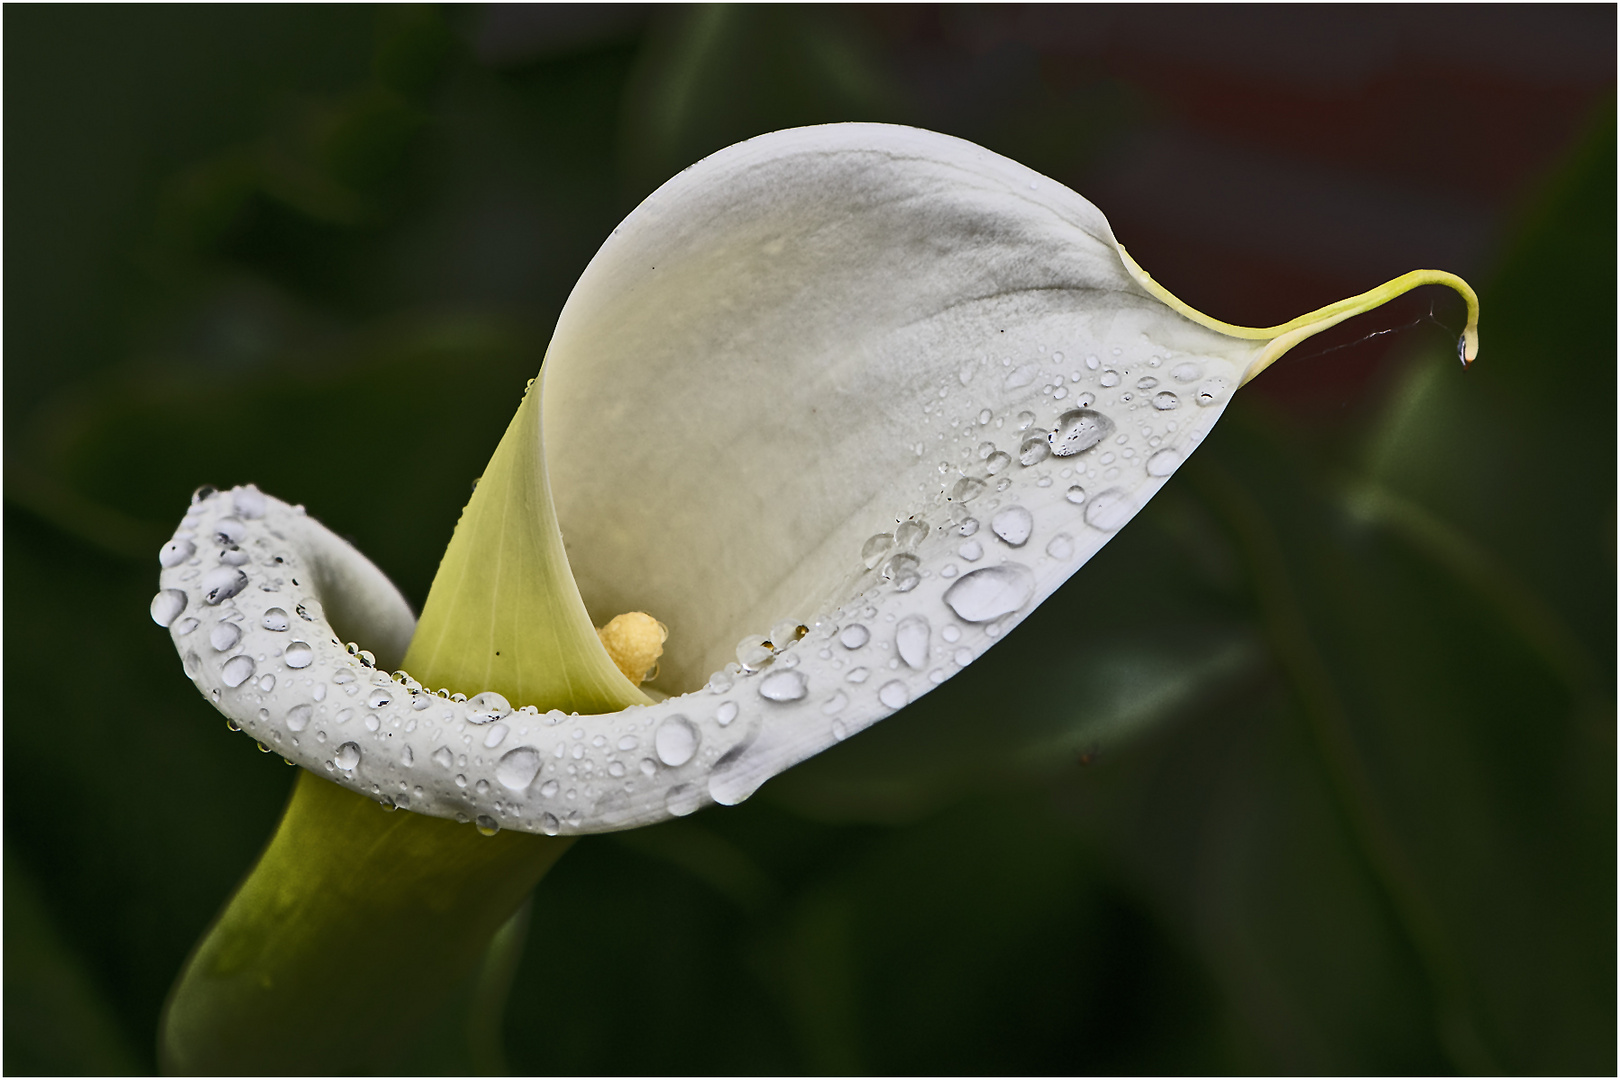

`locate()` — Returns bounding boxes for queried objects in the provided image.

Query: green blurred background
[4,6,1613,1074]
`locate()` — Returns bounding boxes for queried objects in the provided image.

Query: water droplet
[1016,411,1036,431]
[1018,435,1050,466]
[985,451,1012,475]
[1171,362,1201,383]
[262,607,290,631]
[1046,533,1075,560]
[1136,376,1159,390]
[173,616,199,636]
[191,485,218,504]
[942,624,961,643]
[219,547,251,567]
[475,816,500,837]
[233,485,267,519]
[759,669,808,703]
[213,518,247,545]
[1084,489,1134,531]
[540,778,559,798]
[540,813,561,836]
[150,589,187,627]
[716,701,739,726]
[959,361,977,386]
[159,538,195,568]
[209,621,241,652]
[1004,363,1039,389]
[894,519,928,550]
[1049,409,1114,457]
[896,615,930,669]
[950,476,986,503]
[467,691,512,724]
[944,564,1036,623]
[655,716,699,765]
[1146,448,1182,477]
[283,641,313,669]
[958,540,983,561]
[431,746,454,769]
[1099,370,1120,387]
[286,703,313,732]
[401,746,414,768]
[1152,391,1180,411]
[1065,485,1087,505]
[878,681,910,709]
[846,667,870,684]
[839,624,869,649]
[497,746,542,791]
[200,566,248,605]
[736,636,773,670]
[976,408,992,424]
[990,506,1034,547]
[822,691,848,714]
[956,515,979,537]
[366,688,392,710]
[483,723,510,749]
[334,742,361,771]
[1195,378,1230,406]
[832,719,849,740]
[258,674,276,693]
[861,533,895,569]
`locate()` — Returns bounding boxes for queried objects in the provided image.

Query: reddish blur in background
[5,6,1614,1075]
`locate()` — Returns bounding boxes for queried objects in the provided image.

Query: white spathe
[154,125,1260,835]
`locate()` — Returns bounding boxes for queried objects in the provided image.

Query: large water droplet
[894,519,928,550]
[895,615,930,669]
[284,641,313,669]
[655,716,699,766]
[219,548,252,567]
[759,669,808,702]
[990,506,1034,547]
[496,746,542,791]
[432,746,454,770]
[1084,489,1134,531]
[1146,448,1182,477]
[200,566,248,605]
[467,691,512,723]
[150,589,187,627]
[286,703,313,732]
[1046,533,1075,560]
[334,742,361,771]
[985,451,1012,475]
[210,621,241,652]
[221,655,256,689]
[1049,409,1114,457]
[159,538,195,568]
[736,636,773,670]
[878,681,910,709]
[943,564,1036,623]
[839,624,870,650]
[213,518,247,545]
[262,607,290,631]
[861,533,895,569]
[1152,391,1180,411]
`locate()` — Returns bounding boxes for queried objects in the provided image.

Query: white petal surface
[160,125,1266,834]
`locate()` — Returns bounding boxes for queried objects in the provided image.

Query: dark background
[5,5,1614,1074]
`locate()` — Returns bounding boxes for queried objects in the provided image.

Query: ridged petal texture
[155,125,1269,834]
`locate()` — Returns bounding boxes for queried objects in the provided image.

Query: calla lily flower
[152,123,1477,1071]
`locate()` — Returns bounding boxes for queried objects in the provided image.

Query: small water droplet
[150,589,187,627]
[990,506,1034,547]
[1146,448,1182,477]
[1046,533,1075,560]
[173,616,199,636]
[1195,378,1230,406]
[896,615,930,669]
[822,691,848,714]
[716,700,739,726]
[1099,370,1120,387]
[1084,489,1134,531]
[1171,362,1201,383]
[1004,363,1039,389]
[1151,391,1179,411]
[540,813,561,836]
[1018,435,1050,466]
[262,607,290,631]
[334,742,361,771]
[1065,485,1087,505]
[1136,376,1159,390]
[736,636,773,670]
[475,816,500,837]
[213,518,247,545]
[286,703,313,732]
[985,450,1012,475]
[665,785,703,817]
[976,408,992,424]
[958,540,983,561]
[1016,410,1036,431]
[233,485,267,519]
[467,691,512,724]
[366,688,392,710]
[655,716,699,765]
[191,484,218,504]
[540,778,559,798]
[497,746,542,791]
[483,723,510,749]
[846,666,870,684]
[159,538,195,568]
[944,564,1036,623]
[840,624,870,649]
[759,669,808,703]
[432,746,454,769]
[950,476,986,503]
[283,641,313,669]
[894,519,928,550]
[878,681,910,709]
[1049,409,1114,457]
